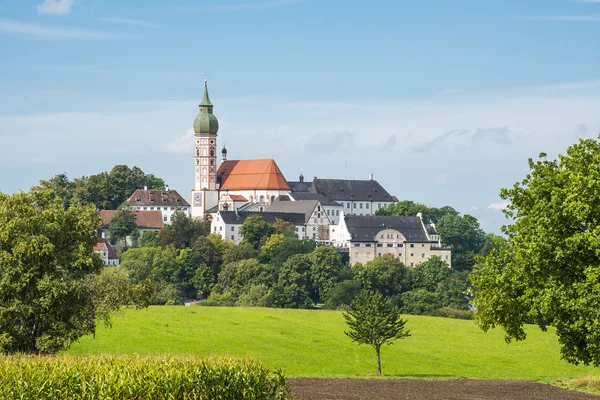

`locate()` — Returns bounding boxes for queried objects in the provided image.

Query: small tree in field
[343,290,410,375]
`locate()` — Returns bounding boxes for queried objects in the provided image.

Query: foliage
[0,355,289,400]
[309,246,344,302]
[236,284,273,307]
[201,291,236,307]
[223,242,258,265]
[0,188,104,354]
[188,236,223,298]
[436,213,485,271]
[273,254,313,308]
[354,254,407,297]
[471,138,600,366]
[323,279,363,309]
[240,215,275,249]
[87,266,153,326]
[436,270,470,310]
[260,236,315,267]
[343,291,410,375]
[409,256,451,292]
[138,230,159,247]
[150,282,181,305]
[218,259,275,298]
[438,307,474,320]
[159,210,210,249]
[107,207,138,245]
[273,219,297,238]
[401,289,442,316]
[120,246,179,285]
[471,139,600,366]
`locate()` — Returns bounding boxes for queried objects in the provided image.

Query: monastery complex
[122,81,451,267]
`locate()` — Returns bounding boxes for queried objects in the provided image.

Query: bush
[237,284,273,307]
[0,355,289,399]
[201,291,236,306]
[438,306,474,320]
[401,289,442,316]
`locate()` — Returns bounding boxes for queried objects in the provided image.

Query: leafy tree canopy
[471,138,600,366]
[354,254,407,298]
[107,207,138,245]
[239,215,275,250]
[0,188,108,353]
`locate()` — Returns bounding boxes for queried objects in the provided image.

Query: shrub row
[0,355,289,399]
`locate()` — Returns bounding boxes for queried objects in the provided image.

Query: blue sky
[0,0,599,233]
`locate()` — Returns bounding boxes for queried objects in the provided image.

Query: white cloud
[0,19,113,40]
[37,0,75,16]
[166,129,195,154]
[487,201,510,211]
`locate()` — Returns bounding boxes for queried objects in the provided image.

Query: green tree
[410,256,451,292]
[159,210,209,249]
[309,246,344,303]
[376,200,428,218]
[343,291,410,375]
[138,231,159,247]
[273,219,297,238]
[36,173,76,209]
[354,254,407,298]
[0,189,103,354]
[401,289,442,316]
[240,215,275,250]
[107,207,138,245]
[272,254,313,308]
[436,213,485,271]
[471,137,600,366]
[223,242,258,265]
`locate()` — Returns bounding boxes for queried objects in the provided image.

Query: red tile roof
[127,189,190,207]
[94,238,118,260]
[99,210,164,229]
[217,159,291,191]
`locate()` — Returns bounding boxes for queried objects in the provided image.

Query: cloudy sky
[1,0,599,233]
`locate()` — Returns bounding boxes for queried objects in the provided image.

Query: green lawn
[67,306,598,380]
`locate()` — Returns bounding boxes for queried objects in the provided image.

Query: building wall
[337,201,394,216]
[130,205,190,224]
[210,213,309,244]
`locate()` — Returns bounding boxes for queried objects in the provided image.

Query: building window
[250,196,254,202]
[397,244,403,248]
[410,253,414,257]
[271,195,275,203]
[377,244,383,248]
[318,206,321,211]
[411,262,414,267]
[354,243,360,247]
[231,235,234,240]
[422,244,425,247]
[353,203,356,208]
[366,203,369,209]
[317,212,320,218]
[347,203,351,208]
[219,226,222,231]
[365,244,372,248]
[399,253,402,256]
[359,203,363,209]
[314,218,317,223]
[422,253,425,258]
[327,210,330,215]
[302,227,305,232]
[163,207,168,210]
[378,203,382,208]
[378,253,382,257]
[313,227,316,231]
[171,207,174,210]
[170,215,174,221]
[387,244,393,248]
[445,255,449,260]
[336,210,340,216]
[410,244,415,248]
[143,207,147,210]
[163,215,167,222]
[259,195,265,203]
[231,226,234,231]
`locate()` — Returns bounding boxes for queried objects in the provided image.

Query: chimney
[144,186,148,191]
[417,212,423,220]
[165,185,169,191]
[369,173,374,181]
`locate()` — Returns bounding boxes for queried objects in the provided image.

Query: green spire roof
[200,79,213,106]
[193,80,219,135]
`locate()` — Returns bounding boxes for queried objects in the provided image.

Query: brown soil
[288,378,600,400]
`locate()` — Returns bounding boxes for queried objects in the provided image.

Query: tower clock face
[194,192,202,207]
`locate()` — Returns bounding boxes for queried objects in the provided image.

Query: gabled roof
[288,192,342,206]
[309,179,394,202]
[218,211,305,226]
[426,224,438,236]
[94,238,118,260]
[345,215,429,242]
[127,189,190,207]
[265,199,320,223]
[217,159,291,191]
[99,210,164,229]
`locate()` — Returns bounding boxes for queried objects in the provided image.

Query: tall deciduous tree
[354,254,407,298]
[239,215,275,250]
[343,291,410,375]
[107,207,138,245]
[0,189,103,354]
[471,138,600,366]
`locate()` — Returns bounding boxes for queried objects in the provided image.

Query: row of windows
[138,206,188,211]
[326,209,341,216]
[354,243,409,248]
[345,203,387,209]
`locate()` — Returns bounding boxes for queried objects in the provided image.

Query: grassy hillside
[67,306,598,380]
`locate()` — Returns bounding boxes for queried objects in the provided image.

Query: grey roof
[288,192,342,206]
[309,179,394,202]
[236,202,257,212]
[265,199,319,223]
[345,215,429,243]
[218,211,305,226]
[425,224,438,236]
[127,189,190,207]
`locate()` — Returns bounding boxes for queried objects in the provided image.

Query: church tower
[191,80,220,218]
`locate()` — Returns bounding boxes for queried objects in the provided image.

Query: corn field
[0,355,289,399]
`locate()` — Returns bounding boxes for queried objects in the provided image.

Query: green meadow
[67,306,597,380]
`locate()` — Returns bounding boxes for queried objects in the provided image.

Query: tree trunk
[376,344,382,375]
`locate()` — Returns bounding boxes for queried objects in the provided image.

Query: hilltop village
[97,81,451,268]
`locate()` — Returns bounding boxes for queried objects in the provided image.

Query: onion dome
[193,80,219,135]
